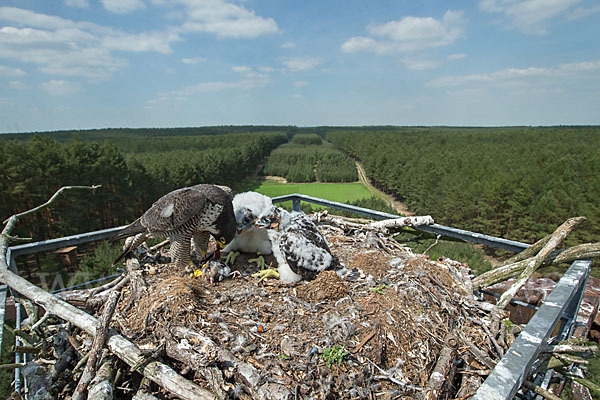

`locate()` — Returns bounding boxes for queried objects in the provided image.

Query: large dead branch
[1,185,100,260]
[87,357,116,400]
[473,241,600,290]
[367,215,434,233]
[424,333,458,400]
[502,234,552,266]
[73,289,121,400]
[123,258,148,311]
[492,217,585,311]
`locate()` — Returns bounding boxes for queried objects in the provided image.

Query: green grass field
[251,181,373,203]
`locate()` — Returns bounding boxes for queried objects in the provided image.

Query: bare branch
[3,184,101,226]
[492,217,585,311]
[73,290,121,400]
[473,241,600,291]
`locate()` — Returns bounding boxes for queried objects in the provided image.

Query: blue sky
[1,0,599,132]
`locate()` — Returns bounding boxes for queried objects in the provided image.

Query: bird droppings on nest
[22,212,530,400]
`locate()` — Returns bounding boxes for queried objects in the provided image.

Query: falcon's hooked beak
[215,236,227,260]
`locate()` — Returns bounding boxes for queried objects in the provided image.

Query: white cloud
[232,65,270,81]
[427,59,600,88]
[401,58,439,70]
[0,7,179,80]
[294,81,308,87]
[341,10,465,55]
[64,0,90,8]
[447,53,467,60]
[232,65,252,74]
[479,0,584,35]
[0,25,126,81]
[9,80,28,90]
[102,31,178,54]
[282,41,295,48]
[282,57,323,72]
[0,64,26,76]
[174,0,279,38]
[101,0,146,14]
[182,56,206,64]
[41,79,81,95]
[146,65,271,108]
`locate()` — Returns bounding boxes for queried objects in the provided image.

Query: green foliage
[263,140,357,183]
[263,145,317,182]
[67,241,122,287]
[316,151,358,182]
[321,345,349,368]
[291,133,322,145]
[1,125,294,142]
[585,348,600,400]
[326,126,600,248]
[0,130,286,241]
[0,137,135,239]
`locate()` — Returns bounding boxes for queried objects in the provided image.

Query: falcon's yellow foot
[189,262,209,279]
[248,251,266,269]
[252,263,279,282]
[225,251,240,265]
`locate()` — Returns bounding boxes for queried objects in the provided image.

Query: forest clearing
[254,180,372,204]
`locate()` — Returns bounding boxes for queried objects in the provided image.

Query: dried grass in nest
[123,276,207,336]
[296,270,348,301]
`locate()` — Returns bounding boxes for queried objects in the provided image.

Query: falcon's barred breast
[113,184,236,268]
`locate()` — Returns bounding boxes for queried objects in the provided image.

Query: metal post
[14,302,22,394]
[292,198,301,212]
[473,259,591,400]
[0,285,6,360]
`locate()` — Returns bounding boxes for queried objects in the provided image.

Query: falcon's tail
[112,233,149,266]
[112,219,147,266]
[112,247,130,267]
[113,218,146,241]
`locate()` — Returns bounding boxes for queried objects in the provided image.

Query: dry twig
[73,290,121,400]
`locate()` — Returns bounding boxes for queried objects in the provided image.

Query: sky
[1,0,599,133]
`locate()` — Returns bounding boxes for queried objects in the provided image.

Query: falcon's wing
[141,186,208,231]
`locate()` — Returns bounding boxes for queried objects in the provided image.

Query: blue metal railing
[273,193,529,252]
[1,193,592,399]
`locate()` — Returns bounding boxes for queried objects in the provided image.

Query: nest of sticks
[7,213,599,400]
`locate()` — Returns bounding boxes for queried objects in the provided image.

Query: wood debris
[1,193,598,400]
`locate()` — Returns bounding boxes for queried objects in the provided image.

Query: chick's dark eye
[243,217,251,224]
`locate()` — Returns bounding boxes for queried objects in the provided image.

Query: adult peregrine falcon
[113,184,236,268]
